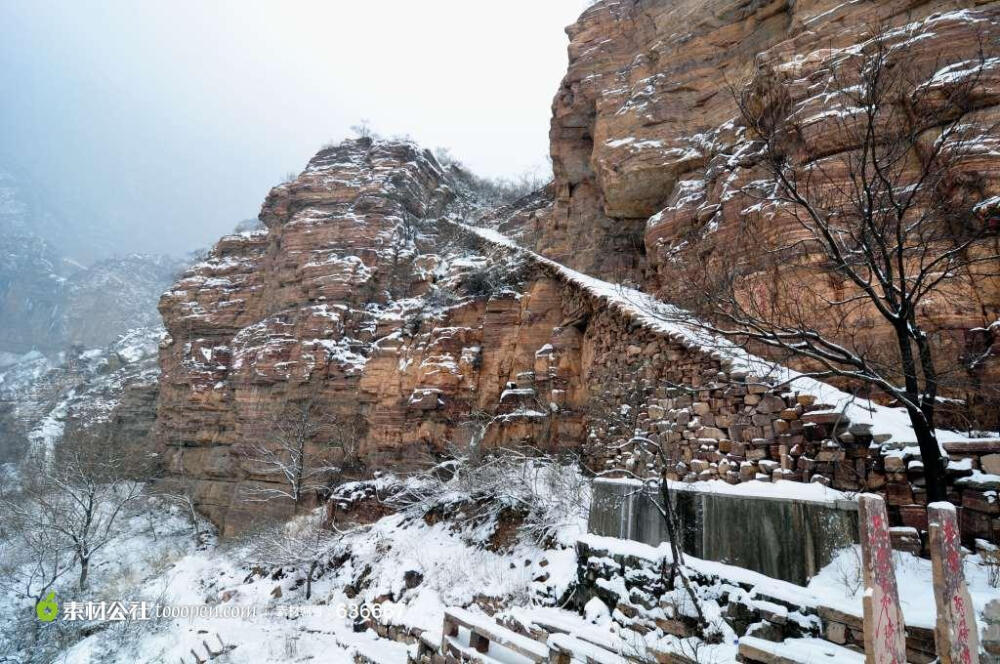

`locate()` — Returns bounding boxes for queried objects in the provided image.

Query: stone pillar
[981,599,1000,661]
[859,493,908,664]
[929,501,980,664]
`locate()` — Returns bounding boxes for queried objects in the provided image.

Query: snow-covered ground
[3,463,999,663]
[0,496,209,663]
[809,544,1000,631]
[32,463,590,664]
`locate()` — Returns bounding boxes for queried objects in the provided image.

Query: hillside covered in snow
[4,1,1000,663]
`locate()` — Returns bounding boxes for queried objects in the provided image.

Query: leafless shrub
[246,513,339,600]
[386,448,591,546]
[350,118,377,140]
[156,488,211,548]
[235,402,363,513]
[3,425,145,592]
[0,501,74,608]
[460,265,502,298]
[433,146,549,204]
[833,545,864,596]
[457,254,528,299]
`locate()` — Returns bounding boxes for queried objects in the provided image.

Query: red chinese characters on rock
[859,493,908,664]
[929,502,980,664]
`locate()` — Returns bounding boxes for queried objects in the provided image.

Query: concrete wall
[588,478,858,585]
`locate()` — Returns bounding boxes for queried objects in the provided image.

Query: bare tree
[329,412,366,476]
[586,385,708,631]
[350,118,375,140]
[156,486,208,547]
[616,439,707,630]
[237,402,361,513]
[670,25,1000,502]
[3,425,145,591]
[250,517,338,601]
[0,503,75,610]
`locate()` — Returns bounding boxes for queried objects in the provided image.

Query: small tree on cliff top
[673,26,1000,502]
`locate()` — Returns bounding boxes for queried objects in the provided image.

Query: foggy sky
[0,1,588,260]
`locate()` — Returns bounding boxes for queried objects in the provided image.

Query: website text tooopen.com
[37,596,396,624]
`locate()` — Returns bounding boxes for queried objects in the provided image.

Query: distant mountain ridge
[0,167,186,354]
[0,167,112,264]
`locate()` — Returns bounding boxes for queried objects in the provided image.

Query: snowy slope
[52,467,588,664]
[0,326,163,465]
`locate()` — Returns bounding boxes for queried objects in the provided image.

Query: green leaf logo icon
[36,592,58,622]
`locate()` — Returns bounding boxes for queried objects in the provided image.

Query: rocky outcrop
[544,0,1000,424]
[155,134,997,541]
[474,185,555,246]
[155,1,1000,536]
[0,327,163,465]
[154,140,588,533]
[545,0,806,280]
[460,224,1000,546]
[546,0,995,275]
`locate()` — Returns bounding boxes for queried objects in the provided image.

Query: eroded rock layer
[157,137,1000,544]
[157,1,1000,535]
[155,141,588,533]
[545,0,1000,422]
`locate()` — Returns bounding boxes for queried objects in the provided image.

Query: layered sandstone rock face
[155,137,998,542]
[157,1,1000,535]
[546,0,815,280]
[546,0,1000,421]
[155,140,589,533]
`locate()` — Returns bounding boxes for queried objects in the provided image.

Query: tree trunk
[323,500,336,530]
[306,560,318,600]
[658,467,706,628]
[909,407,948,503]
[189,500,202,540]
[78,556,89,591]
[893,324,948,503]
[659,469,684,566]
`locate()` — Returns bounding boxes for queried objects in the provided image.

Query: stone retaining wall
[588,478,858,585]
[574,537,938,663]
[453,223,1000,547]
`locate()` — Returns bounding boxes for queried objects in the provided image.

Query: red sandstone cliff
[545,0,1000,421]
[155,141,592,532]
[156,0,1000,536]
